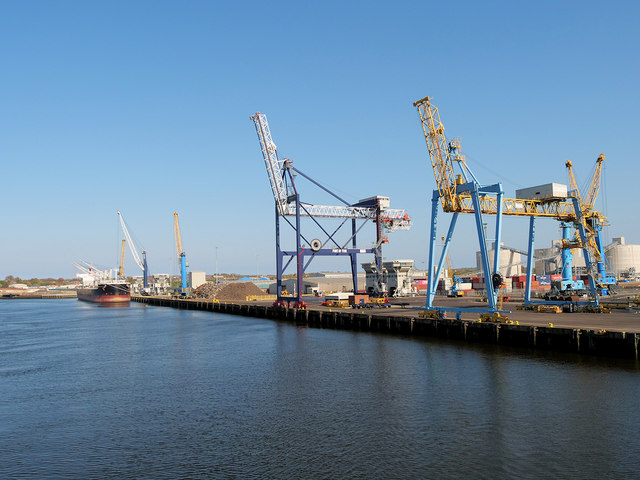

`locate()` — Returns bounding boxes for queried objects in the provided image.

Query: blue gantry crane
[412,96,611,318]
[251,112,412,308]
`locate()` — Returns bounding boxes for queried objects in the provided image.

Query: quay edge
[131,296,640,361]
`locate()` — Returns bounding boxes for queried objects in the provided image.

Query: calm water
[1,300,639,479]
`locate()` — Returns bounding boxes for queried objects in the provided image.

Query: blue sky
[1,0,638,278]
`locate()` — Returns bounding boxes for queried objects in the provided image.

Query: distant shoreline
[1,292,77,299]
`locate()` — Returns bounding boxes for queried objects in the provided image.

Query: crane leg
[426,192,440,309]
[525,216,536,305]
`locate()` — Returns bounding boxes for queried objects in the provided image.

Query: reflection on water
[1,299,639,479]
[97,302,130,308]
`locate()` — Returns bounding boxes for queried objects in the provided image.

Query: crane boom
[565,160,582,203]
[250,112,411,229]
[584,153,605,210]
[173,212,183,257]
[117,210,149,288]
[173,212,189,294]
[251,112,289,215]
[117,211,144,271]
[414,96,460,211]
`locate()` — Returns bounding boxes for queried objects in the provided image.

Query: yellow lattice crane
[173,212,190,295]
[413,95,610,310]
[565,154,605,218]
[564,155,615,290]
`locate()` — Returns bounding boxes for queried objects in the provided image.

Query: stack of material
[193,281,229,299]
[193,281,266,301]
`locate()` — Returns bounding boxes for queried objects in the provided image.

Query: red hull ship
[77,282,130,304]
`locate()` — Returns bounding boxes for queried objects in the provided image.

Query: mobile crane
[117,211,149,292]
[564,155,616,294]
[173,212,191,297]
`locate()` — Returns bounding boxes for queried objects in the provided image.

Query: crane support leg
[275,203,283,299]
[525,216,536,305]
[470,185,497,310]
[426,192,440,309]
[571,197,599,303]
[492,189,504,277]
[295,194,303,302]
[350,219,358,293]
[428,212,459,308]
[143,252,148,289]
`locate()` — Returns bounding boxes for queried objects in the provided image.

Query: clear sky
[1,0,638,279]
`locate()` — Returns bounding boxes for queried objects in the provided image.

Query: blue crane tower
[173,212,190,296]
[251,112,412,308]
[117,210,149,290]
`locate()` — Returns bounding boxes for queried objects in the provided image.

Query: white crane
[251,112,411,231]
[117,211,149,288]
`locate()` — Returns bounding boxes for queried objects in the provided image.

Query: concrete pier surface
[132,295,640,360]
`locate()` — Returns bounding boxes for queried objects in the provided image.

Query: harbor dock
[132,295,640,360]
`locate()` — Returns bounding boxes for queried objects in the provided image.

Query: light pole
[215,246,219,283]
[255,253,259,277]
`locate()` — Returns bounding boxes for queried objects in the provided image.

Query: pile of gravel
[194,281,267,301]
[193,281,229,299]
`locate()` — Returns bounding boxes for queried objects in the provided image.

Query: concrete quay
[132,295,640,361]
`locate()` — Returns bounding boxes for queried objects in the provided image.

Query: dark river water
[1,299,639,479]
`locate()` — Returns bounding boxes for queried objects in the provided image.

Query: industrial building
[361,259,415,297]
[131,274,170,295]
[306,272,366,293]
[475,243,523,277]
[606,237,640,278]
[268,278,319,296]
[188,271,206,290]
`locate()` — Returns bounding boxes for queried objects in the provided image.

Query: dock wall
[132,296,640,360]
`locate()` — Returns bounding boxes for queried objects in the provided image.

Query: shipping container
[349,294,370,306]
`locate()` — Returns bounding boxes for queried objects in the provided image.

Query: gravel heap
[194,281,267,301]
[193,281,229,299]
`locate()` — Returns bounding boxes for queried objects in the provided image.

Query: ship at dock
[77,281,130,304]
[74,261,131,305]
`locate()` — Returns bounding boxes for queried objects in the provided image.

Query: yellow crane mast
[564,155,607,252]
[173,212,189,295]
[565,154,606,219]
[118,239,126,279]
[173,212,183,259]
